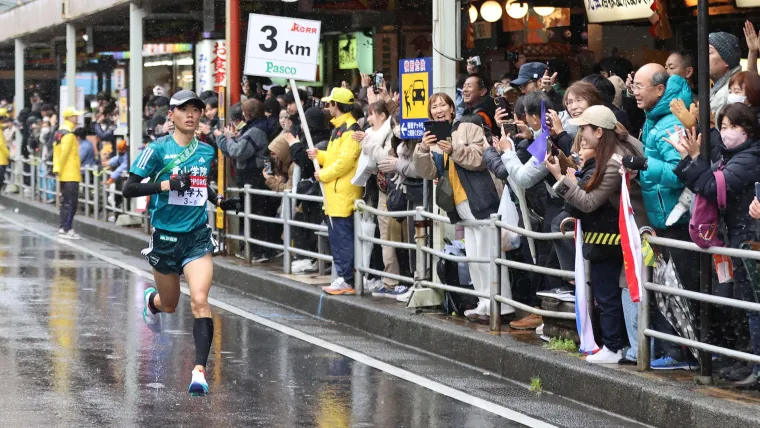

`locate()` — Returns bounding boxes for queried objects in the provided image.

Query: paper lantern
[506,1,529,19]
[480,1,503,22]
[469,4,479,23]
[533,6,555,16]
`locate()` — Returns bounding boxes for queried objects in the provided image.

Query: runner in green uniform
[123,90,240,396]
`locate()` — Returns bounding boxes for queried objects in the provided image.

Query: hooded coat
[639,74,693,229]
[265,132,295,192]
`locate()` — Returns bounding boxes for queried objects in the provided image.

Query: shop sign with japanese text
[244,14,321,81]
[584,0,654,23]
[399,57,432,139]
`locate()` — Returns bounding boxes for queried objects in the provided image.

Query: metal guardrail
[354,200,579,331]
[8,157,760,376]
[637,232,760,378]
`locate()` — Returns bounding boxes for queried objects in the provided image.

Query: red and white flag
[574,220,599,355]
[619,173,643,302]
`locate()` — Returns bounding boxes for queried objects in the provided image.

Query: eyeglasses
[631,83,655,92]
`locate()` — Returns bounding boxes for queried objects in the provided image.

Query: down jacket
[316,112,362,217]
[639,74,693,229]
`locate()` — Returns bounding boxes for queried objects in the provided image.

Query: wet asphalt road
[0,215,649,428]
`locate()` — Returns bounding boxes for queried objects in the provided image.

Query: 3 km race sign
[399,57,432,139]
[244,14,321,81]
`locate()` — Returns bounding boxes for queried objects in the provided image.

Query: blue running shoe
[142,287,161,334]
[372,286,409,299]
[188,369,209,396]
[651,356,693,370]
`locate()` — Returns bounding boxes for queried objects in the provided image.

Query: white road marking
[0,212,556,428]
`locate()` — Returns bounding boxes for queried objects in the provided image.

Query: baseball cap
[568,105,617,130]
[511,62,548,87]
[321,87,354,105]
[263,83,280,91]
[285,89,308,105]
[62,106,84,119]
[169,90,205,110]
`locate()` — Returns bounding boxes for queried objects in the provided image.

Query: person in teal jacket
[622,64,699,371]
[623,64,693,230]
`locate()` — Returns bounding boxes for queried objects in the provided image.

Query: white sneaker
[188,368,209,396]
[396,287,414,302]
[585,346,622,364]
[59,230,81,240]
[291,259,314,273]
[535,324,544,336]
[464,301,489,318]
[58,228,65,235]
[322,277,356,295]
[364,277,385,292]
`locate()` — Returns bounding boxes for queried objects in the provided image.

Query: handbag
[404,177,424,206]
[688,167,726,248]
[387,182,407,213]
[436,155,456,213]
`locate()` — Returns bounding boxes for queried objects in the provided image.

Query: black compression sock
[148,292,160,314]
[193,317,214,367]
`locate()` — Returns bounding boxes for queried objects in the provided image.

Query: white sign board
[196,40,214,94]
[243,14,321,81]
[737,0,760,7]
[584,0,653,24]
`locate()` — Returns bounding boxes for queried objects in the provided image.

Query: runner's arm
[122,173,167,198]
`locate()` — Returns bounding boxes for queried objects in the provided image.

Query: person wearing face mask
[672,103,760,387]
[546,105,646,364]
[414,92,507,324]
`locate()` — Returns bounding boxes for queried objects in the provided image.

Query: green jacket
[639,75,693,229]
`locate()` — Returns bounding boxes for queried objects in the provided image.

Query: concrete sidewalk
[3,192,760,428]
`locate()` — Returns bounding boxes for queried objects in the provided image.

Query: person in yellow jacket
[52,107,83,240]
[0,109,9,193]
[307,88,362,295]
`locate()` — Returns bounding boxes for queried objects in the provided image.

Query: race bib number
[168,175,208,206]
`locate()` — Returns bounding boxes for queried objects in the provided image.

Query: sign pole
[289,79,328,216]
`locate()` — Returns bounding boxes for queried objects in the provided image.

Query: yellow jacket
[0,128,8,166]
[316,112,362,217]
[52,120,81,182]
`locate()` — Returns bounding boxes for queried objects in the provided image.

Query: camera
[467,56,481,67]
[506,51,520,62]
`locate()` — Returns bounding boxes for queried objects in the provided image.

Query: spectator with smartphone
[413,93,505,324]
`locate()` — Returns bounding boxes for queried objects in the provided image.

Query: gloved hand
[169,171,192,195]
[622,156,648,171]
[218,196,242,214]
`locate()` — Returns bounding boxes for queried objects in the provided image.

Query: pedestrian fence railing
[637,230,760,376]
[7,159,760,378]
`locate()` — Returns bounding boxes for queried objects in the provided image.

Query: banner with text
[584,0,654,24]
[244,14,321,82]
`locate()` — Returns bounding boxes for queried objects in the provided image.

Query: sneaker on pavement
[364,278,385,292]
[396,287,414,303]
[142,287,161,334]
[535,323,544,336]
[372,285,408,298]
[59,230,81,240]
[650,356,694,371]
[322,277,356,295]
[58,228,65,235]
[291,259,315,273]
[188,368,209,396]
[464,301,488,318]
[509,313,543,330]
[585,346,623,364]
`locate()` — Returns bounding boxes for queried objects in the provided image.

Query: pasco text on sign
[244,14,322,81]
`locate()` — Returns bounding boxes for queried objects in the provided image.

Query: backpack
[688,167,726,248]
[437,238,478,316]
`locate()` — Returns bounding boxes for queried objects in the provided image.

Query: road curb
[3,193,760,428]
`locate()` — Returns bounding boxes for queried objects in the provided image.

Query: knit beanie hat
[708,32,740,69]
